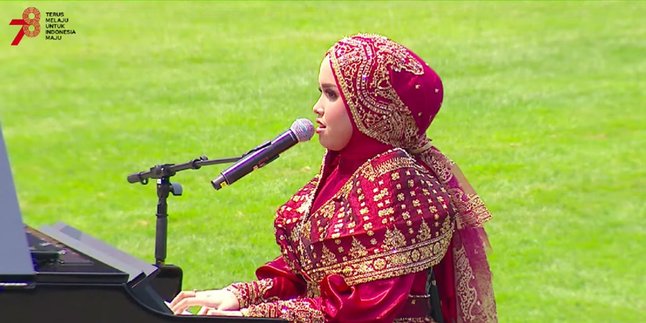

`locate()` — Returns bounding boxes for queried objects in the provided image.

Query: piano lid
[0,123,35,284]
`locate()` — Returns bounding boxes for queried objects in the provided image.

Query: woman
[171,34,497,322]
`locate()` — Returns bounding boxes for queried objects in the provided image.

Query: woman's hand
[169,289,240,315]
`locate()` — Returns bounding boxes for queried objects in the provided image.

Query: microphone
[211,119,315,190]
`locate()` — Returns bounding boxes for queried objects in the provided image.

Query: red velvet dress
[227,134,456,322]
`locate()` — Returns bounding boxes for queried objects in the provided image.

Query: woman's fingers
[169,289,239,315]
[171,292,232,314]
[169,290,197,308]
[171,297,211,314]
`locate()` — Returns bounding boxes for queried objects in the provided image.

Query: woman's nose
[313,103,323,115]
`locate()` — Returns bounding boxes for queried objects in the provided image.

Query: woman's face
[313,56,353,151]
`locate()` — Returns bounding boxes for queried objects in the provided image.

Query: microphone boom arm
[126,155,242,185]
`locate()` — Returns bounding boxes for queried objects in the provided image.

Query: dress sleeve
[241,273,416,323]
[225,256,307,307]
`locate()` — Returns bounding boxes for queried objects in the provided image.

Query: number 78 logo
[9,7,41,46]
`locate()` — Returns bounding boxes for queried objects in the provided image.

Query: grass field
[1,1,644,321]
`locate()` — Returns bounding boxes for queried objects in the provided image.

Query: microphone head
[290,119,315,142]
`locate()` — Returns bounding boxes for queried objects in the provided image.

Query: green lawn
[1,1,644,321]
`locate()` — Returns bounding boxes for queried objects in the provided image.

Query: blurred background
[1,1,643,321]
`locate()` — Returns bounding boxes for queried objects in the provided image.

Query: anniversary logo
[9,7,76,46]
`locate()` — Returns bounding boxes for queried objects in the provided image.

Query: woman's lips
[316,119,326,134]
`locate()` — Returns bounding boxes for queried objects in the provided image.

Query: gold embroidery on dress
[226,278,276,308]
[427,152,453,183]
[417,147,493,230]
[349,237,369,258]
[305,279,320,298]
[320,245,336,267]
[373,187,389,202]
[449,188,491,229]
[318,202,336,221]
[378,207,395,218]
[393,318,436,323]
[383,227,407,250]
[243,299,325,323]
[416,220,432,241]
[300,148,413,239]
[453,236,498,322]
[361,156,418,182]
[290,224,301,243]
[454,243,477,321]
[306,220,453,286]
[295,196,313,215]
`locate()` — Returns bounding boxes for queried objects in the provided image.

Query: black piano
[0,125,282,322]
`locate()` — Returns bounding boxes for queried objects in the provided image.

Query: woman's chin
[319,136,328,149]
[318,137,334,151]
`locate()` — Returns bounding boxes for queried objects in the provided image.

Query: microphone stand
[127,155,241,265]
[126,155,240,299]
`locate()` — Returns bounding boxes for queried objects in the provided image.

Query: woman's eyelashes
[325,90,338,101]
[318,86,338,101]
